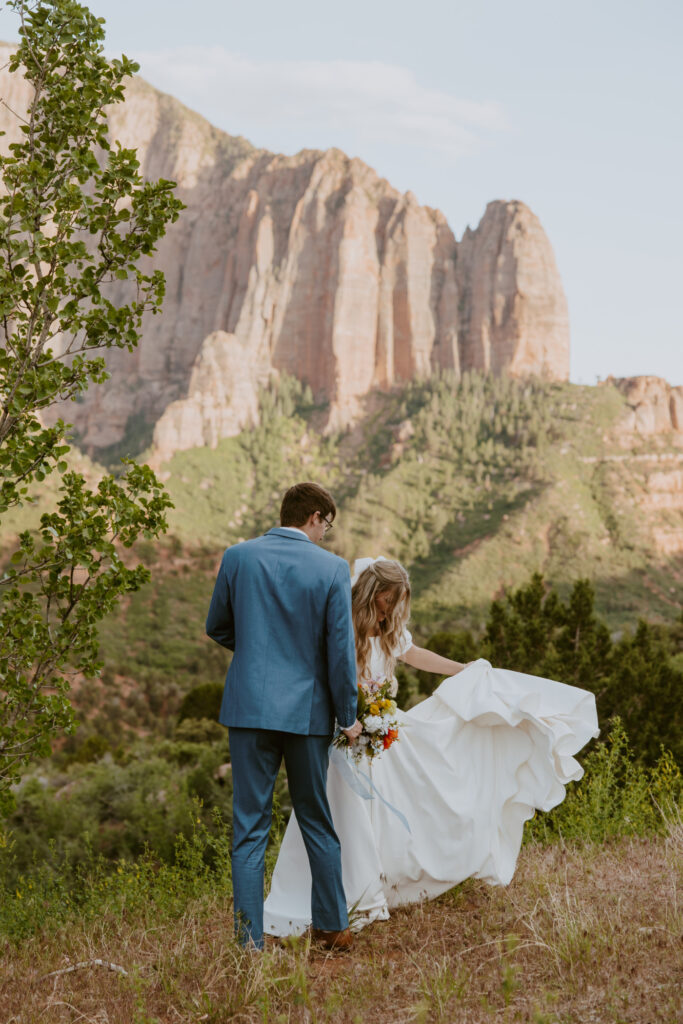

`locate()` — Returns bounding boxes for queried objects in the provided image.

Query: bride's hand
[342,719,362,741]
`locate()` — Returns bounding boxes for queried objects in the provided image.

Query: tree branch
[41,959,129,980]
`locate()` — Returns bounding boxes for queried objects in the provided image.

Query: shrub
[177,682,224,723]
[2,740,234,885]
[483,575,682,765]
[525,719,682,845]
[0,810,232,943]
[66,734,112,765]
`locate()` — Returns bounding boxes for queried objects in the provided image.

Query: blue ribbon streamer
[329,745,412,833]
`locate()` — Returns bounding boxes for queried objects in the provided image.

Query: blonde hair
[352,560,411,681]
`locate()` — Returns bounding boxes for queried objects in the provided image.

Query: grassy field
[2,722,681,1022]
[1,831,680,1023]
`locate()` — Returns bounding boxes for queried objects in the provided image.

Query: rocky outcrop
[0,42,571,457]
[456,201,570,380]
[610,376,683,436]
[151,331,260,463]
[602,376,683,556]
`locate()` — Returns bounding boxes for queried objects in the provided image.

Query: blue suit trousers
[228,727,348,949]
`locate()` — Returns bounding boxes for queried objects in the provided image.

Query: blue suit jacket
[206,528,358,735]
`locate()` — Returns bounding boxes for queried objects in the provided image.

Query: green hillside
[159,372,681,629]
[3,372,681,741]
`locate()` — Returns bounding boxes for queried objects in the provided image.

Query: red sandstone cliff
[0,44,571,459]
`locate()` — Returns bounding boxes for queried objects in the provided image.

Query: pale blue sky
[1,0,681,384]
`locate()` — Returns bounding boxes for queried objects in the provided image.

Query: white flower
[364,715,383,734]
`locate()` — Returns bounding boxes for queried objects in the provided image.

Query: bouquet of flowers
[334,678,401,763]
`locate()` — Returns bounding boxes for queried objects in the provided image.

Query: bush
[602,621,682,765]
[174,717,226,744]
[395,662,420,709]
[65,734,112,765]
[177,682,224,723]
[525,719,682,845]
[0,810,232,943]
[483,575,682,765]
[2,740,234,885]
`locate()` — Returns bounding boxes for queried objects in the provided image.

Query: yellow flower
[369,703,380,716]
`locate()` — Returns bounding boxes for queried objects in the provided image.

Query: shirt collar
[267,527,313,543]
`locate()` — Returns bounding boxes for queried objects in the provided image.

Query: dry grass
[1,833,681,1024]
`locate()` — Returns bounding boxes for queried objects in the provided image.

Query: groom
[206,481,362,951]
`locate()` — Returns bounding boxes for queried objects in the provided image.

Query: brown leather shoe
[311,927,353,952]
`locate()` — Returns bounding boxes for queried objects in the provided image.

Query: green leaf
[0,0,178,814]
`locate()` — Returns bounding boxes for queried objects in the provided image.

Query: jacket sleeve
[206,556,235,651]
[326,562,358,729]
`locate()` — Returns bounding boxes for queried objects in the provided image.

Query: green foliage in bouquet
[0,0,182,812]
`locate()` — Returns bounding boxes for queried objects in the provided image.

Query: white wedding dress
[263,632,599,937]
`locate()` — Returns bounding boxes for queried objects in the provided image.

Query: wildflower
[383,728,399,750]
[333,678,402,762]
[364,715,383,734]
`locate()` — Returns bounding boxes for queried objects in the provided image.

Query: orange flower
[383,729,399,750]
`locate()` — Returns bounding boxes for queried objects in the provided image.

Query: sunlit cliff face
[0,44,571,461]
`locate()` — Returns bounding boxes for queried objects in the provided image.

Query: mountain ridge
[1,41,570,459]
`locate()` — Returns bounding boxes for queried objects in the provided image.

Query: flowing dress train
[264,646,599,936]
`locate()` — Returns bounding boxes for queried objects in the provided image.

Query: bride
[264,558,599,937]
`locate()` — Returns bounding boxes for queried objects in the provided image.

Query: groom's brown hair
[280,482,336,527]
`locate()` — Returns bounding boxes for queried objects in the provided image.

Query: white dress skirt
[264,639,599,937]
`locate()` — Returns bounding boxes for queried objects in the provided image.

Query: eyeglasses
[319,513,334,533]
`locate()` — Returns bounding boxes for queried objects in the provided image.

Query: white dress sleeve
[394,628,413,657]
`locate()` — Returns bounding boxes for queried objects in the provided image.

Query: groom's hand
[341,719,362,741]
